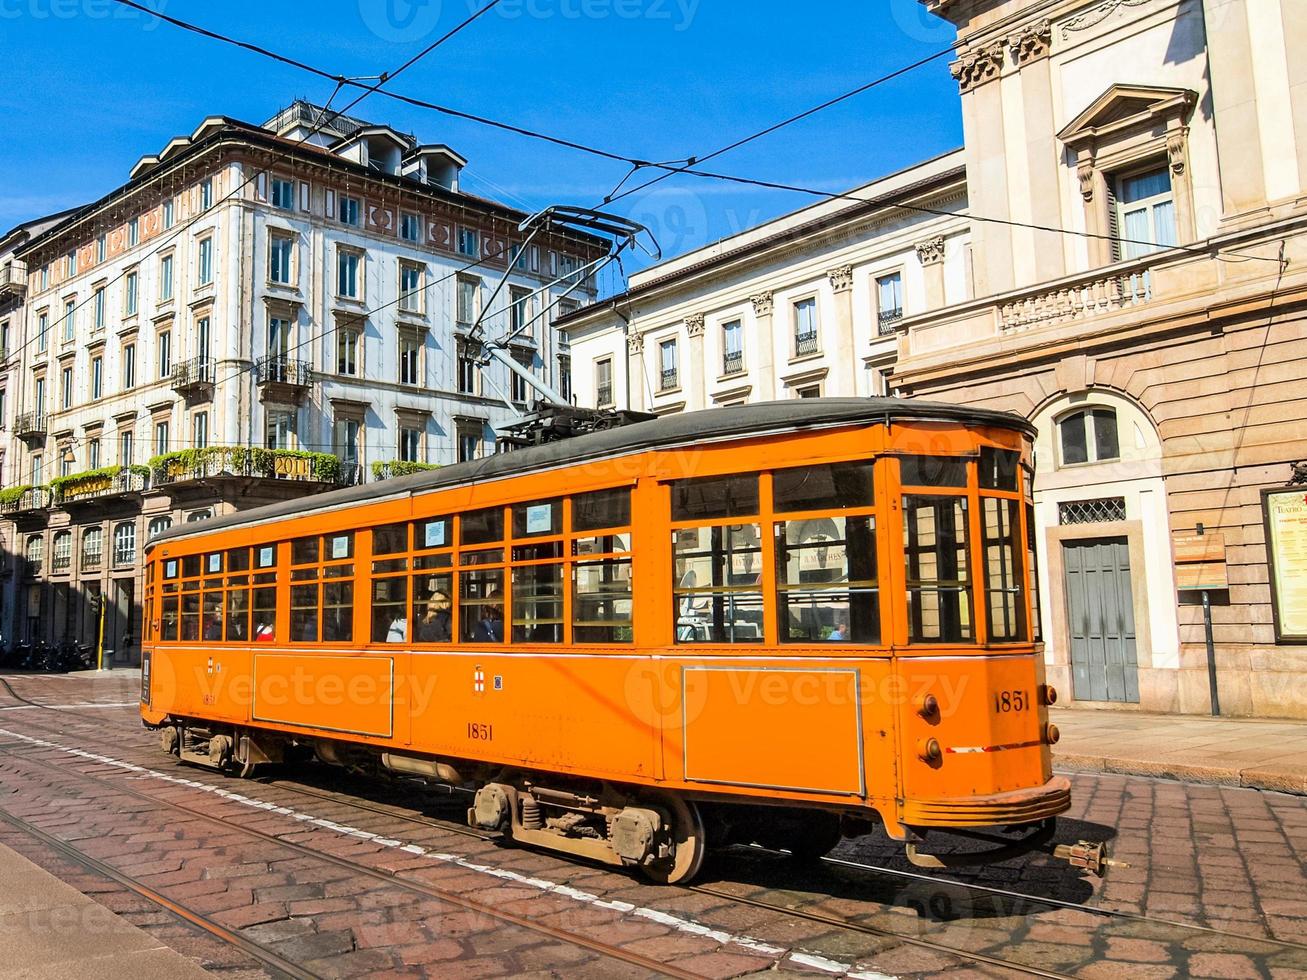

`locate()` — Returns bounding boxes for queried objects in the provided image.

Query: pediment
[1059,85,1196,145]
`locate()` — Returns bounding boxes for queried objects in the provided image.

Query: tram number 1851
[467,722,494,741]
[993,690,1029,714]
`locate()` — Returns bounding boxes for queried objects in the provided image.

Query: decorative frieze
[827,265,854,293]
[915,236,947,266]
[1008,20,1052,65]
[750,291,774,317]
[1061,0,1149,39]
[950,42,1004,93]
[685,313,706,337]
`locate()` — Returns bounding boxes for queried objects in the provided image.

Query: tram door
[1063,537,1139,703]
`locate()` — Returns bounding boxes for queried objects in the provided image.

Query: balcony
[722,350,744,376]
[172,355,215,396]
[14,412,45,442]
[82,549,102,571]
[997,267,1153,334]
[0,262,27,300]
[51,466,150,509]
[795,331,819,357]
[659,368,679,392]
[0,486,51,519]
[596,382,614,408]
[371,460,438,482]
[878,307,903,336]
[150,446,350,491]
[255,356,313,403]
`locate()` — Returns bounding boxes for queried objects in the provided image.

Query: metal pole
[1202,589,1220,716]
[96,598,106,672]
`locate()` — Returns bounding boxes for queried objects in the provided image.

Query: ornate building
[0,101,602,665]
[562,0,1307,718]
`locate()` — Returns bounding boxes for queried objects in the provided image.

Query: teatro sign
[1263,486,1307,644]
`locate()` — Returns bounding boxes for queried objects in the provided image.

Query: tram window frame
[982,495,1027,643]
[672,516,766,645]
[899,455,970,489]
[773,461,875,513]
[902,492,975,644]
[288,532,356,644]
[672,474,759,521]
[570,488,634,644]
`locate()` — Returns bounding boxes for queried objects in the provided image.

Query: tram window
[165,559,178,578]
[672,474,759,521]
[460,569,504,643]
[292,536,319,565]
[225,589,249,642]
[252,587,277,641]
[512,563,564,643]
[374,523,408,556]
[412,573,453,643]
[227,548,250,572]
[291,585,319,642]
[1027,502,1042,641]
[979,447,1020,491]
[904,495,973,643]
[574,533,631,556]
[513,499,562,538]
[460,549,503,567]
[201,592,223,641]
[415,553,453,570]
[325,533,354,561]
[574,487,630,531]
[672,524,764,643]
[983,498,1027,642]
[416,518,450,550]
[774,461,874,513]
[373,558,408,575]
[574,559,633,643]
[513,541,563,562]
[182,555,201,578]
[899,456,969,488]
[256,545,276,569]
[776,515,879,643]
[181,592,201,641]
[161,596,179,641]
[461,507,504,546]
[322,581,353,642]
[373,577,408,643]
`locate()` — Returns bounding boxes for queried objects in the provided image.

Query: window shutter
[1106,180,1122,263]
[255,173,267,202]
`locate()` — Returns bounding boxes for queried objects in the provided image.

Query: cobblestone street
[1,671,1304,979]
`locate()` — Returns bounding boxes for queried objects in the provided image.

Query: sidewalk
[1051,707,1307,795]
[0,841,211,980]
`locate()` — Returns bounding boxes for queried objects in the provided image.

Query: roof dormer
[332,126,411,175]
[402,144,468,192]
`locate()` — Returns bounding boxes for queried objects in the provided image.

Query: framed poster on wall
[1263,487,1307,644]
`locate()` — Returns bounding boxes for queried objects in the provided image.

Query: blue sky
[0,0,962,280]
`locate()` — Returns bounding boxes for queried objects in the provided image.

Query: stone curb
[1055,753,1307,796]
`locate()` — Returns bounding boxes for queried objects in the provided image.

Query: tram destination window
[461,507,504,546]
[903,495,974,643]
[899,456,969,488]
[672,474,759,521]
[774,461,874,512]
[374,523,408,556]
[573,487,630,531]
[979,447,1020,491]
[776,515,879,643]
[983,497,1027,642]
[673,523,764,643]
[513,499,562,538]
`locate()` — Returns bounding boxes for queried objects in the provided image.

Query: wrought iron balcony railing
[878,308,904,336]
[722,350,744,375]
[659,368,679,392]
[795,331,819,356]
[172,355,214,392]
[52,468,149,507]
[255,356,313,389]
[14,412,44,439]
[596,382,614,407]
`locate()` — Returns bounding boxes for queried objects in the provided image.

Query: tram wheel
[784,812,843,862]
[641,795,707,885]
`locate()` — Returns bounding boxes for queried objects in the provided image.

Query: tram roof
[148,398,1034,548]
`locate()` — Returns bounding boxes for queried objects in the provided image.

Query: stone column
[827,265,857,396]
[685,313,706,411]
[1201,0,1270,217]
[1009,20,1065,283]
[915,237,947,311]
[626,331,646,412]
[751,291,776,401]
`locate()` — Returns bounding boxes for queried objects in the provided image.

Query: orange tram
[142,399,1099,884]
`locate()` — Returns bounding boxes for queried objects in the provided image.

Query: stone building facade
[562,0,1307,718]
[0,101,601,665]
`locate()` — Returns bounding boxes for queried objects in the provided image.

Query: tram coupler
[1046,840,1129,876]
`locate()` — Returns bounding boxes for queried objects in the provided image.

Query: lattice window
[1058,497,1127,526]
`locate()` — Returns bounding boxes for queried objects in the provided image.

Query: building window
[338,195,360,226]
[199,178,214,210]
[399,425,422,462]
[876,272,903,335]
[91,356,103,399]
[37,312,48,352]
[93,287,105,331]
[398,331,421,386]
[97,234,107,262]
[128,217,139,247]
[30,453,42,486]
[118,430,133,464]
[271,177,295,210]
[722,320,743,375]
[457,227,479,257]
[83,527,103,567]
[88,437,100,468]
[62,299,75,342]
[1058,407,1120,466]
[0,319,8,354]
[456,341,477,394]
[1115,165,1177,260]
[154,419,170,456]
[196,316,211,364]
[186,510,211,523]
[558,354,572,403]
[456,276,478,329]
[25,534,43,575]
[113,522,136,566]
[266,409,295,449]
[659,338,679,391]
[334,417,361,467]
[197,238,213,286]
[509,287,531,336]
[795,384,822,399]
[400,212,421,242]
[457,422,482,463]
[122,343,136,389]
[159,254,173,301]
[794,297,818,355]
[399,262,424,313]
[157,330,171,379]
[337,249,361,299]
[267,316,290,358]
[162,199,174,230]
[510,353,531,404]
[34,377,45,418]
[59,448,74,477]
[336,327,359,376]
[61,366,73,409]
[52,531,72,571]
[595,357,614,408]
[147,517,172,539]
[192,411,208,449]
[269,234,294,284]
[125,271,138,316]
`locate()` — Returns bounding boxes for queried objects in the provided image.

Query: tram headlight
[1045,723,1061,745]
[917,738,942,763]
[1042,685,1058,706]
[916,693,940,720]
